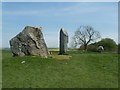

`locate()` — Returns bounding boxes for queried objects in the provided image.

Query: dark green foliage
[118,44,120,54]
[82,38,117,52]
[80,44,97,52]
[87,45,97,52]
[96,38,117,51]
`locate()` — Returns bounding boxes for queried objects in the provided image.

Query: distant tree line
[71,25,118,52]
[79,38,117,52]
[118,44,120,54]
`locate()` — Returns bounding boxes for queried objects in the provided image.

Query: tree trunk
[84,44,87,52]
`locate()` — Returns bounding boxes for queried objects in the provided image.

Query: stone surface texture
[9,26,49,57]
[59,28,68,55]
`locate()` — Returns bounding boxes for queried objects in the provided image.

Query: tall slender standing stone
[59,28,68,55]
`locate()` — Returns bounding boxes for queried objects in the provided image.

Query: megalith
[9,26,49,57]
[59,28,68,55]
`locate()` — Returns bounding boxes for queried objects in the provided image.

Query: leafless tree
[72,26,101,51]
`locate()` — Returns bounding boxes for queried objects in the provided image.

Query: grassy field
[2,49,118,88]
[0,49,2,89]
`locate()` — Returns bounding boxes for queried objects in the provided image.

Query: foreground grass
[2,50,118,88]
[0,50,2,89]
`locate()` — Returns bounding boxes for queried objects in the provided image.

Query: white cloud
[0,40,1,49]
[63,3,117,14]
[4,11,39,15]
[43,31,59,48]
[4,9,51,15]
[2,2,118,48]
[3,2,117,16]
[102,32,118,44]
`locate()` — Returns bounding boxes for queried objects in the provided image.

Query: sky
[2,2,118,48]
[1,0,119,2]
[0,2,1,49]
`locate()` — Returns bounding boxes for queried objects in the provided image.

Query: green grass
[0,49,2,89]
[49,48,59,51]
[2,50,118,88]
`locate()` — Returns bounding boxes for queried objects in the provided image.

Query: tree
[72,25,101,51]
[118,44,120,54]
[96,38,117,51]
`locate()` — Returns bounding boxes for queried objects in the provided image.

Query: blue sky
[2,2,118,48]
[1,0,119,2]
[0,2,1,48]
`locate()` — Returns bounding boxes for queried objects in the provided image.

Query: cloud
[4,11,39,15]
[43,31,59,48]
[3,2,117,17]
[63,3,117,14]
[4,10,51,15]
[102,32,118,44]
[2,2,118,48]
[0,38,1,49]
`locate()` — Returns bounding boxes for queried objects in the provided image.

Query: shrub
[87,45,97,52]
[97,38,117,51]
[118,44,120,54]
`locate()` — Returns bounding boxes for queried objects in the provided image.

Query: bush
[96,38,117,51]
[79,38,117,52]
[87,45,97,52]
[79,44,97,52]
[118,44,120,54]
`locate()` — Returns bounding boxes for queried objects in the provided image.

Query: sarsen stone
[9,26,49,57]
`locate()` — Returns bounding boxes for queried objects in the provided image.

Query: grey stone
[59,28,68,55]
[97,46,104,53]
[9,26,49,57]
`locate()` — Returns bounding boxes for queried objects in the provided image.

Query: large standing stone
[9,26,49,57]
[59,28,68,55]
